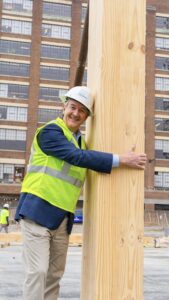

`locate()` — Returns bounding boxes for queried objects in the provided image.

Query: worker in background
[15,86,147,300]
[0,203,10,233]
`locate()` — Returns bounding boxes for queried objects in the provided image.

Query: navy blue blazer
[15,122,113,233]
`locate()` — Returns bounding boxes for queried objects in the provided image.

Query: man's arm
[38,124,113,173]
[38,124,147,172]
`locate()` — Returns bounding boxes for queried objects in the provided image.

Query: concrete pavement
[144,248,169,300]
[0,244,81,300]
[0,243,169,299]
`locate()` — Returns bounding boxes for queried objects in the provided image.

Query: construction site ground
[1,224,169,299]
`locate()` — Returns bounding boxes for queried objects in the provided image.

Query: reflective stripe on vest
[27,163,83,188]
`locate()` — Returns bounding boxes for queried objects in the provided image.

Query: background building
[0,0,169,222]
[145,0,169,220]
[0,0,87,209]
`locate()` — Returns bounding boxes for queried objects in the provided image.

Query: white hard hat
[60,86,93,115]
[3,203,9,208]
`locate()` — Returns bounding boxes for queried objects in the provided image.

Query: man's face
[63,99,89,133]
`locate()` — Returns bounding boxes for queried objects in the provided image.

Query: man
[0,203,10,233]
[15,86,147,300]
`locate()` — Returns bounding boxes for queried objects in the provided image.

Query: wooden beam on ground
[81,0,146,299]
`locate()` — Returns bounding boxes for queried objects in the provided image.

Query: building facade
[0,0,169,215]
[0,0,87,207]
[145,0,169,213]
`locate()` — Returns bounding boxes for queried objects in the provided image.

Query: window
[0,84,8,98]
[42,24,70,39]
[14,166,25,183]
[155,77,169,91]
[38,108,62,123]
[0,62,29,77]
[154,172,162,188]
[16,130,26,140]
[156,16,169,34]
[156,57,169,71]
[41,44,70,60]
[18,107,27,121]
[155,172,169,190]
[0,40,31,56]
[3,0,33,14]
[155,139,163,150]
[39,87,67,101]
[156,37,169,50]
[0,165,3,181]
[0,164,14,183]
[0,129,5,140]
[43,2,71,21]
[155,97,169,111]
[155,118,169,132]
[4,164,14,183]
[5,129,15,140]
[81,6,87,22]
[0,83,29,99]
[0,106,7,119]
[1,19,32,35]
[155,139,169,159]
[0,163,24,183]
[0,105,27,121]
[155,204,169,210]
[0,128,26,150]
[40,66,69,81]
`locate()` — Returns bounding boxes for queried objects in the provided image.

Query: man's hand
[119,145,147,169]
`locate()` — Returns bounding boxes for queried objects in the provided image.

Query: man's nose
[73,109,79,116]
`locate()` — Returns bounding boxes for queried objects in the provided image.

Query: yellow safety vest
[0,209,9,225]
[21,118,87,213]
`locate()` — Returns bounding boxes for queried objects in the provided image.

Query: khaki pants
[0,224,9,233]
[20,217,69,300]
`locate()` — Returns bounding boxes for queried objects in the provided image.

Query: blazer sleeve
[38,123,113,174]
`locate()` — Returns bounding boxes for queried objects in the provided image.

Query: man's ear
[63,101,67,111]
[64,100,69,108]
[85,113,89,121]
[62,101,68,117]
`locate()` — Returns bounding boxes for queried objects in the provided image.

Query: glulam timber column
[81,1,146,300]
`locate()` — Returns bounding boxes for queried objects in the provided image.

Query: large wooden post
[81,1,145,300]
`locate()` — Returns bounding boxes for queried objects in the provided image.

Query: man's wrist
[112,154,120,168]
[119,154,126,165]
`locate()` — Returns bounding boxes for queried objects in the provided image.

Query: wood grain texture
[81,1,145,299]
